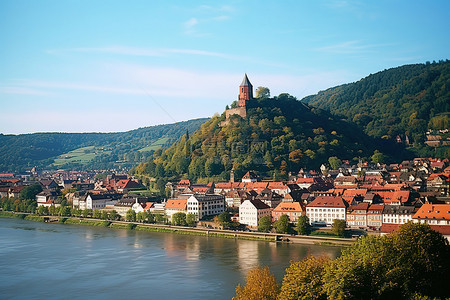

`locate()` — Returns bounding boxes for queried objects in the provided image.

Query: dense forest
[133,94,408,188]
[302,60,450,157]
[0,118,207,172]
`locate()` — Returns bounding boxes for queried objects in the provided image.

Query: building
[238,73,253,107]
[412,204,450,226]
[382,205,416,225]
[272,202,305,223]
[367,204,384,229]
[256,188,282,208]
[164,199,188,222]
[346,202,370,228]
[186,194,225,221]
[239,199,271,227]
[306,196,348,225]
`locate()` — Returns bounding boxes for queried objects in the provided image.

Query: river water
[0,218,343,299]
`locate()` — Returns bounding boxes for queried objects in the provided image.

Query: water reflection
[0,218,345,300]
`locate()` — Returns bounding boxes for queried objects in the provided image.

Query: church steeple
[238,73,253,107]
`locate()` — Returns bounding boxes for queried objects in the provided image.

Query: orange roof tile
[273,202,304,212]
[413,204,450,220]
[165,199,187,210]
[307,196,348,208]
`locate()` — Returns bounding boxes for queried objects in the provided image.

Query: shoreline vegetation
[0,211,353,246]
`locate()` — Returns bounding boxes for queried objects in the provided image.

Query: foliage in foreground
[233,266,279,300]
[233,222,450,300]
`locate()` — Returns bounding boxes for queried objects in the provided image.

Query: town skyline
[1,0,449,134]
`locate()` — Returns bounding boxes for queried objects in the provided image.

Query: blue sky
[1,0,449,134]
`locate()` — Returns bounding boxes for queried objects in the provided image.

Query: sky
[1,0,449,134]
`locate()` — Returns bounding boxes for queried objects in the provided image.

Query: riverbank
[0,211,354,246]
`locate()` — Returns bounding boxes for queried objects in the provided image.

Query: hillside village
[1,73,450,241]
[1,155,449,240]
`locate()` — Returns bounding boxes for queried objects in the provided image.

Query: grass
[53,146,112,166]
[138,137,169,152]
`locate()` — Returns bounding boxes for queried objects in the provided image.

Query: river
[0,218,343,299]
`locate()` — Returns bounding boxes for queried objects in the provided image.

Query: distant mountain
[302,60,450,150]
[133,94,402,187]
[0,118,208,172]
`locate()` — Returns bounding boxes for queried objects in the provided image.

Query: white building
[239,199,271,227]
[306,196,348,225]
[382,205,415,225]
[164,199,187,222]
[186,194,225,221]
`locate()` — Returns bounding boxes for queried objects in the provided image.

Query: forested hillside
[133,94,406,187]
[302,60,450,148]
[0,118,208,172]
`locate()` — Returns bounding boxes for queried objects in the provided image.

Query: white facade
[306,207,346,225]
[186,194,225,221]
[239,200,271,227]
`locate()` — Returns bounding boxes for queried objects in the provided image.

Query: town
[1,156,449,240]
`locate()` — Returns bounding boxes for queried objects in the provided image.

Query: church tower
[238,73,253,107]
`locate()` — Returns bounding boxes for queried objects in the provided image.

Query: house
[39,179,59,190]
[306,196,348,225]
[382,205,416,225]
[36,190,59,207]
[342,189,368,205]
[272,202,305,223]
[256,188,282,208]
[114,179,142,193]
[164,199,188,222]
[81,193,122,210]
[239,199,271,227]
[267,182,290,196]
[346,202,370,228]
[114,197,148,217]
[367,204,384,229]
[8,186,26,198]
[186,194,225,221]
[412,204,450,226]
[225,190,250,208]
[376,190,411,205]
[242,171,259,183]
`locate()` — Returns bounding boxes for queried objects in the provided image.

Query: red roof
[165,199,187,210]
[413,204,450,220]
[273,202,305,213]
[307,196,348,208]
[376,191,410,204]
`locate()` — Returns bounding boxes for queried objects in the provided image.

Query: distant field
[138,137,169,152]
[53,146,111,166]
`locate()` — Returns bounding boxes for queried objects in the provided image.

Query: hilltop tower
[238,73,253,107]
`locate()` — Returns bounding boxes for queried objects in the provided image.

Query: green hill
[302,60,450,157]
[133,94,403,187]
[0,118,208,172]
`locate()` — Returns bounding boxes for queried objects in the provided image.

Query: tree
[255,86,270,98]
[230,100,238,108]
[101,210,109,220]
[60,206,71,217]
[296,215,311,235]
[328,156,342,170]
[19,184,42,200]
[82,209,91,218]
[146,211,155,223]
[217,212,231,228]
[37,205,48,215]
[136,211,146,223]
[126,209,136,222]
[279,255,330,300]
[172,212,187,226]
[92,209,101,219]
[233,266,279,300]
[331,219,346,237]
[109,210,118,221]
[274,214,290,234]
[186,213,196,227]
[323,223,450,299]
[371,150,386,164]
[258,216,272,232]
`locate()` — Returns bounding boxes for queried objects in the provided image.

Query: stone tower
[238,73,253,107]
